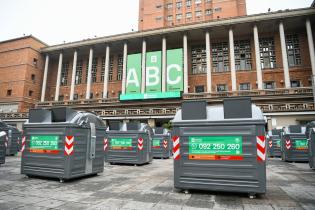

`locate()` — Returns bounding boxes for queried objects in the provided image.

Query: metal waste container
[281,125,308,162]
[306,122,315,169]
[105,122,153,165]
[172,98,266,196]
[152,127,172,159]
[0,131,6,165]
[21,107,106,182]
[267,129,282,157]
[0,121,21,156]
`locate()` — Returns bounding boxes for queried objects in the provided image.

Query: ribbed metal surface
[281,134,309,162]
[0,128,21,156]
[0,133,5,165]
[173,124,266,195]
[309,129,315,168]
[21,124,105,180]
[152,134,171,158]
[105,132,152,165]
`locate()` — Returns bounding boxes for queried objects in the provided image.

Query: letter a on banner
[126,53,142,94]
[167,49,183,92]
[146,51,162,93]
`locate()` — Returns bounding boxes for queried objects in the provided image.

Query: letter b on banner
[146,51,161,93]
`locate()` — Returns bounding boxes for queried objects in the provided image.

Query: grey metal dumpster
[281,125,308,162]
[306,122,315,169]
[267,129,282,157]
[105,122,153,165]
[0,121,21,156]
[152,127,172,159]
[172,98,266,197]
[21,107,106,182]
[0,131,6,165]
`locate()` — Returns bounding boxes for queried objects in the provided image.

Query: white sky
[0,0,313,45]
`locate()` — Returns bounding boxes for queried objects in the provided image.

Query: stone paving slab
[0,155,315,210]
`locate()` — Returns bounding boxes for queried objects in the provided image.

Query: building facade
[0,36,46,113]
[138,0,246,31]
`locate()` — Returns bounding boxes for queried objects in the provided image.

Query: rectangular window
[260,37,276,69]
[7,89,12,96]
[101,57,105,82]
[205,0,211,2]
[186,0,192,7]
[239,83,251,90]
[33,58,38,67]
[176,1,182,8]
[86,58,98,83]
[117,55,123,80]
[167,3,173,9]
[156,4,162,9]
[61,62,69,86]
[167,15,173,21]
[29,90,33,97]
[31,74,36,82]
[156,16,162,21]
[191,46,207,74]
[176,14,182,20]
[212,42,229,72]
[214,7,222,12]
[75,60,83,85]
[186,12,192,18]
[195,85,204,93]
[58,95,64,101]
[217,84,228,92]
[263,81,275,89]
[195,0,202,4]
[291,80,301,88]
[234,40,252,71]
[205,9,212,15]
[286,34,301,67]
[73,93,79,100]
[195,10,202,17]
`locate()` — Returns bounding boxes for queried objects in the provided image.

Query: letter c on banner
[167,64,181,85]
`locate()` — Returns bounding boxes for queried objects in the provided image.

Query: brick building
[0,4,314,130]
[138,0,246,31]
[0,36,46,114]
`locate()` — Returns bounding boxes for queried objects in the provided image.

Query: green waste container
[281,125,308,162]
[0,131,6,165]
[306,121,315,169]
[267,129,282,157]
[172,98,266,197]
[21,107,106,182]
[105,122,153,165]
[0,121,21,156]
[152,127,171,159]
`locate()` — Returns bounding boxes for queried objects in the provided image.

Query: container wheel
[59,179,64,183]
[249,193,256,199]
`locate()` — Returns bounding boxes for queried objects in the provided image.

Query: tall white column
[229,28,237,91]
[205,31,212,93]
[306,19,315,76]
[86,48,93,99]
[141,39,146,93]
[103,46,110,98]
[183,34,188,94]
[279,21,290,88]
[254,25,263,90]
[122,42,128,94]
[54,53,63,101]
[162,37,167,92]
[69,51,77,100]
[306,19,315,104]
[41,55,49,102]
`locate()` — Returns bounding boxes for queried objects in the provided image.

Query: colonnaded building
[0,1,315,130]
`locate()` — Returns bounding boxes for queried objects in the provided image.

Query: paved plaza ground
[0,155,315,210]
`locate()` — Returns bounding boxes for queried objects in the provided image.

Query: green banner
[30,136,59,150]
[126,54,142,94]
[294,139,308,149]
[167,49,183,92]
[189,136,243,156]
[120,91,181,100]
[111,138,132,147]
[146,51,161,93]
[153,139,160,147]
